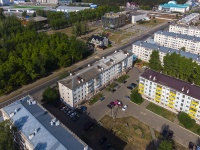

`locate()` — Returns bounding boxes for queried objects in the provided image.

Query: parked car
[67,110,73,116]
[162,128,168,137]
[99,136,107,145]
[80,106,87,113]
[122,105,128,111]
[125,96,130,100]
[189,142,194,150]
[107,102,115,109]
[113,100,123,107]
[99,96,105,101]
[70,112,77,118]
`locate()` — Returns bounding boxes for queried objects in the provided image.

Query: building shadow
[14,116,29,130]
[42,103,127,150]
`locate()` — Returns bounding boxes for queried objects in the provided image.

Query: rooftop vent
[70,73,73,76]
[27,99,36,105]
[187,89,189,94]
[114,50,117,53]
[88,64,90,67]
[55,120,60,126]
[153,76,156,81]
[182,86,184,91]
[29,133,35,140]
[9,112,15,117]
[14,108,20,113]
[50,118,57,126]
[149,75,152,79]
[34,128,40,134]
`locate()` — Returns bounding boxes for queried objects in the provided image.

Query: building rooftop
[1,96,87,150]
[130,11,145,16]
[103,12,126,18]
[155,30,200,42]
[178,13,199,24]
[170,24,200,30]
[56,6,90,11]
[159,3,190,8]
[59,51,132,90]
[133,41,200,63]
[140,69,200,100]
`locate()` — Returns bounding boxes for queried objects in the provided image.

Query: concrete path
[140,99,150,108]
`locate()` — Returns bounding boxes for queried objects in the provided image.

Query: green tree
[32,12,36,17]
[149,50,162,71]
[130,89,143,104]
[158,140,174,150]
[42,87,60,102]
[178,112,195,129]
[180,47,186,51]
[0,120,18,150]
[22,11,27,18]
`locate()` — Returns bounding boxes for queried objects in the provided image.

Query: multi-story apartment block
[169,24,200,37]
[139,69,200,122]
[154,30,200,55]
[1,95,88,150]
[101,12,127,29]
[177,13,200,25]
[132,41,200,65]
[58,51,133,107]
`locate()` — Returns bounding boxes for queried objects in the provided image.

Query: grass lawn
[105,82,118,92]
[117,75,130,83]
[46,27,73,36]
[12,5,45,9]
[179,122,200,136]
[100,115,154,150]
[147,102,176,122]
[139,19,165,27]
[88,93,103,106]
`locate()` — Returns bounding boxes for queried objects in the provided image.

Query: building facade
[131,12,148,24]
[139,69,200,123]
[158,1,190,13]
[1,95,88,150]
[169,24,200,37]
[132,41,200,65]
[154,30,200,55]
[58,51,133,107]
[177,13,200,25]
[101,12,127,29]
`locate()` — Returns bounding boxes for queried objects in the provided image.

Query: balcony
[190,105,197,110]
[169,95,175,101]
[189,109,197,114]
[167,104,174,108]
[191,101,199,106]
[170,92,176,97]
[189,113,195,118]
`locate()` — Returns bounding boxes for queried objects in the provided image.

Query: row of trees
[81,0,187,8]
[45,5,120,30]
[0,15,92,95]
[149,51,200,86]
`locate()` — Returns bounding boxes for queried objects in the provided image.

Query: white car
[122,105,128,111]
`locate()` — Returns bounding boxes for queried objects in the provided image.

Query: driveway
[87,67,200,148]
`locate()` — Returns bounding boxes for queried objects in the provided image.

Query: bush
[42,87,60,103]
[178,112,195,129]
[130,89,143,105]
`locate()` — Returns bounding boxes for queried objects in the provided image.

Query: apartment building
[132,41,200,65]
[139,69,200,122]
[101,12,127,29]
[177,13,200,25]
[154,30,200,55]
[58,51,133,107]
[169,24,200,37]
[1,95,88,150]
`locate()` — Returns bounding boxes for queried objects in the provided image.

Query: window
[182,95,185,98]
[181,103,183,106]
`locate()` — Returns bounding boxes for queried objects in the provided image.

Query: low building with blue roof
[1,95,88,150]
[132,41,200,65]
[158,1,191,13]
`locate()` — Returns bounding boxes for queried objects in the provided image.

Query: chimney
[70,73,73,76]
[187,89,189,93]
[9,112,15,117]
[81,79,84,82]
[14,108,20,113]
[153,76,156,81]
[29,133,35,140]
[34,128,39,134]
[88,64,90,67]
[149,75,152,79]
[182,86,184,91]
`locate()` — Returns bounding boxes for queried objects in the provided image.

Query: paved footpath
[88,68,200,148]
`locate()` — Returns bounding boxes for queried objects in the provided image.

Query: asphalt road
[0,22,170,108]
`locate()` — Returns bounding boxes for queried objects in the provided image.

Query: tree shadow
[42,103,127,150]
[14,116,29,130]
[35,142,47,150]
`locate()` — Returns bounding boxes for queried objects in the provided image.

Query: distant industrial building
[139,69,200,123]
[158,0,190,13]
[177,13,200,25]
[101,12,127,29]
[154,30,200,55]
[36,0,58,4]
[130,11,148,24]
[58,51,133,108]
[1,95,88,150]
[56,6,90,12]
[169,24,200,37]
[132,41,200,65]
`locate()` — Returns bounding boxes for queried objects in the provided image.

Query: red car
[113,100,123,107]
